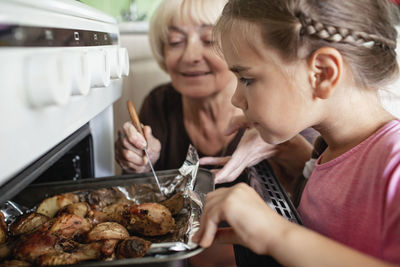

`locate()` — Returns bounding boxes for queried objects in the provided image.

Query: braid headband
[297,13,396,51]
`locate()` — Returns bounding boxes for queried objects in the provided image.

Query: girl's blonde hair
[149,0,228,72]
[215,0,399,89]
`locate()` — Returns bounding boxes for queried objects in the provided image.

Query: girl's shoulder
[373,119,400,152]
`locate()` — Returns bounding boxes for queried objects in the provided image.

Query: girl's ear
[307,47,343,99]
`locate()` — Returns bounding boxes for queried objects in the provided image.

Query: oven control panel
[0,0,128,185]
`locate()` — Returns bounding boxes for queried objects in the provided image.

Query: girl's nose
[231,87,248,111]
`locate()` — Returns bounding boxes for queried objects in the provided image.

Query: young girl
[193,0,400,266]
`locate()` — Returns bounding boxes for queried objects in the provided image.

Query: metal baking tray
[4,168,214,266]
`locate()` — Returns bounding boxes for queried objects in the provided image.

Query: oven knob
[24,53,72,108]
[87,49,110,87]
[119,47,130,76]
[109,47,122,79]
[63,51,91,96]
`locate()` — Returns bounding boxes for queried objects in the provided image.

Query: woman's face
[221,25,316,144]
[163,18,235,99]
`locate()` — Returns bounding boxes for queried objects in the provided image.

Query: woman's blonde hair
[215,0,399,89]
[149,0,228,72]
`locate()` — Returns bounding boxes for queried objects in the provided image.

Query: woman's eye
[168,41,183,47]
[239,77,253,86]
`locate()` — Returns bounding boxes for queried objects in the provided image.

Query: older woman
[115,0,244,175]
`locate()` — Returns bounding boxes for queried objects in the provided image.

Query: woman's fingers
[123,122,147,149]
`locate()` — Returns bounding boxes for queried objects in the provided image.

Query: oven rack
[247,160,302,225]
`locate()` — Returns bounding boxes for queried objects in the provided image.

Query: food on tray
[160,192,184,215]
[0,259,30,266]
[87,222,129,241]
[0,213,6,244]
[0,189,187,266]
[125,203,175,236]
[9,213,49,237]
[115,237,152,259]
[36,193,79,218]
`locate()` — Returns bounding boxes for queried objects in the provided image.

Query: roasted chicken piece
[125,203,174,236]
[49,214,92,239]
[87,222,129,241]
[115,236,151,259]
[84,188,125,209]
[14,231,60,262]
[0,213,6,244]
[0,259,31,267]
[87,210,110,225]
[36,193,79,218]
[57,202,90,218]
[101,199,135,224]
[0,239,17,261]
[160,192,185,215]
[87,222,130,257]
[35,242,102,266]
[10,213,49,236]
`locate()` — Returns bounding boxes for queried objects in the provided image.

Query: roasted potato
[87,222,129,241]
[36,193,79,218]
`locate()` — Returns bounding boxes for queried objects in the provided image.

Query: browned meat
[126,203,175,236]
[101,199,135,224]
[0,259,31,266]
[87,222,129,242]
[101,239,119,257]
[160,192,185,215]
[57,202,90,218]
[0,213,6,244]
[14,231,60,262]
[115,237,151,259]
[49,214,92,239]
[10,213,49,236]
[85,188,125,209]
[0,239,18,261]
[35,242,102,266]
[87,210,110,225]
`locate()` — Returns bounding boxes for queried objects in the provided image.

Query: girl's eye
[239,77,254,86]
[203,39,213,46]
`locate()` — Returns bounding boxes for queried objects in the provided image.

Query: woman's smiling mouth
[181,71,212,77]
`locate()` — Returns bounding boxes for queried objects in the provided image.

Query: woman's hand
[192,183,287,255]
[115,122,161,173]
[200,127,277,184]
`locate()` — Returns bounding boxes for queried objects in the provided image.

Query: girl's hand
[200,128,277,184]
[192,183,288,255]
[115,122,161,173]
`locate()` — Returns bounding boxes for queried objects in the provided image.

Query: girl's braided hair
[216,0,399,89]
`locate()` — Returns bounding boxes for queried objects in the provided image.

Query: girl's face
[163,18,236,99]
[222,25,316,144]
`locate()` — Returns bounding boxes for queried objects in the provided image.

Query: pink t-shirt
[298,120,400,263]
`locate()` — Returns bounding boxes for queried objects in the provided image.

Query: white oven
[0,0,129,199]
